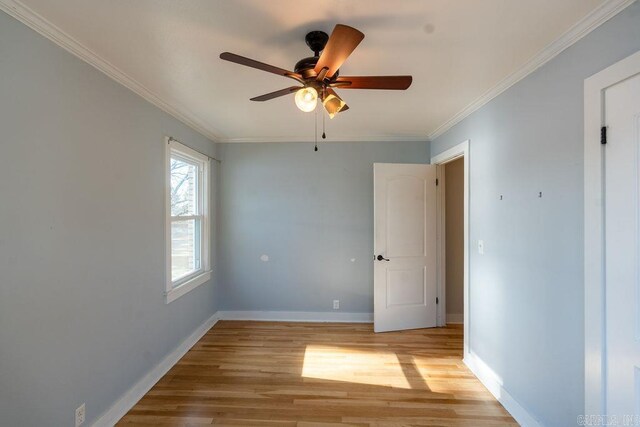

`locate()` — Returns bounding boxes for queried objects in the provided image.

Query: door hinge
[436,178,439,186]
[436,297,439,304]
[601,126,607,145]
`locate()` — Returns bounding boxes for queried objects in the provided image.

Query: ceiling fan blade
[333,76,413,90]
[322,88,349,118]
[314,25,364,79]
[250,86,301,102]
[220,52,304,83]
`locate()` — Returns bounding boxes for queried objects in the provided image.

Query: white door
[604,72,640,416]
[374,163,437,333]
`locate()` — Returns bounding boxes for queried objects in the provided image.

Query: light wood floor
[118,321,516,426]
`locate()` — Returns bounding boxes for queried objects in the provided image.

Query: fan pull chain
[322,109,326,140]
[314,107,318,152]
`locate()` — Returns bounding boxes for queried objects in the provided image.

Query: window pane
[170,156,198,216]
[171,219,202,283]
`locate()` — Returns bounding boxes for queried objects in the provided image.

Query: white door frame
[584,49,640,416]
[431,140,470,358]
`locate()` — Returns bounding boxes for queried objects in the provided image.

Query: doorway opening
[443,157,464,325]
[431,140,470,358]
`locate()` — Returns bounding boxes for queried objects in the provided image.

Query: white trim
[431,144,466,165]
[464,352,542,427]
[435,163,447,326]
[92,312,220,427]
[169,139,209,163]
[584,49,640,416]
[217,310,373,323]
[428,0,635,141]
[1,0,632,144]
[165,137,211,303]
[165,270,212,304]
[0,0,221,143]
[218,135,430,144]
[91,310,369,426]
[431,140,470,359]
[0,0,425,145]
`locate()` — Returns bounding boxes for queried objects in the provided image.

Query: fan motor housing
[294,31,339,81]
[305,31,329,55]
[294,57,340,81]
[294,56,319,79]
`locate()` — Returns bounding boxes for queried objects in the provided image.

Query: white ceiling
[9,0,609,142]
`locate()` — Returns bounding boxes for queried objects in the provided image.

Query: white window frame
[165,137,211,303]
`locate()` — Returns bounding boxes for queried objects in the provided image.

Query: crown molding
[217,134,429,143]
[2,0,633,144]
[0,0,223,143]
[426,0,636,141]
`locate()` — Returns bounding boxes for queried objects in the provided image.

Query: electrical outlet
[333,300,340,310]
[478,240,485,255]
[75,403,85,427]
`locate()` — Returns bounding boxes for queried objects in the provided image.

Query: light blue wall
[218,141,429,313]
[0,10,219,427]
[5,2,639,426]
[430,3,640,426]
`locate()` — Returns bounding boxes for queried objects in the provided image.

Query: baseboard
[446,313,463,324]
[218,310,373,323]
[464,352,542,427]
[92,312,220,427]
[91,312,534,426]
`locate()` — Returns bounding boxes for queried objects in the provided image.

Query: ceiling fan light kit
[220,24,412,118]
[322,90,348,119]
[294,86,318,112]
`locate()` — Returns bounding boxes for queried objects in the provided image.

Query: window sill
[165,270,212,304]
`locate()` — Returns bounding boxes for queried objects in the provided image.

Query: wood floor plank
[117,321,516,426]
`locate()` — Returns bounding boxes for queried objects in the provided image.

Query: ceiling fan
[220,24,412,118]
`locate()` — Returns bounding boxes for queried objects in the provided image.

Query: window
[166,138,211,303]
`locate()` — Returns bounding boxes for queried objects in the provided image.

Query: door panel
[387,267,426,307]
[604,72,640,416]
[387,176,426,257]
[374,163,437,333]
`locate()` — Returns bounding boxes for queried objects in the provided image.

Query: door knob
[376,255,390,261]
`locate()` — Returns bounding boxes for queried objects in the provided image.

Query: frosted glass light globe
[294,87,318,112]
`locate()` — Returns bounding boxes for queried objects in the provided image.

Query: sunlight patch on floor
[302,345,414,389]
